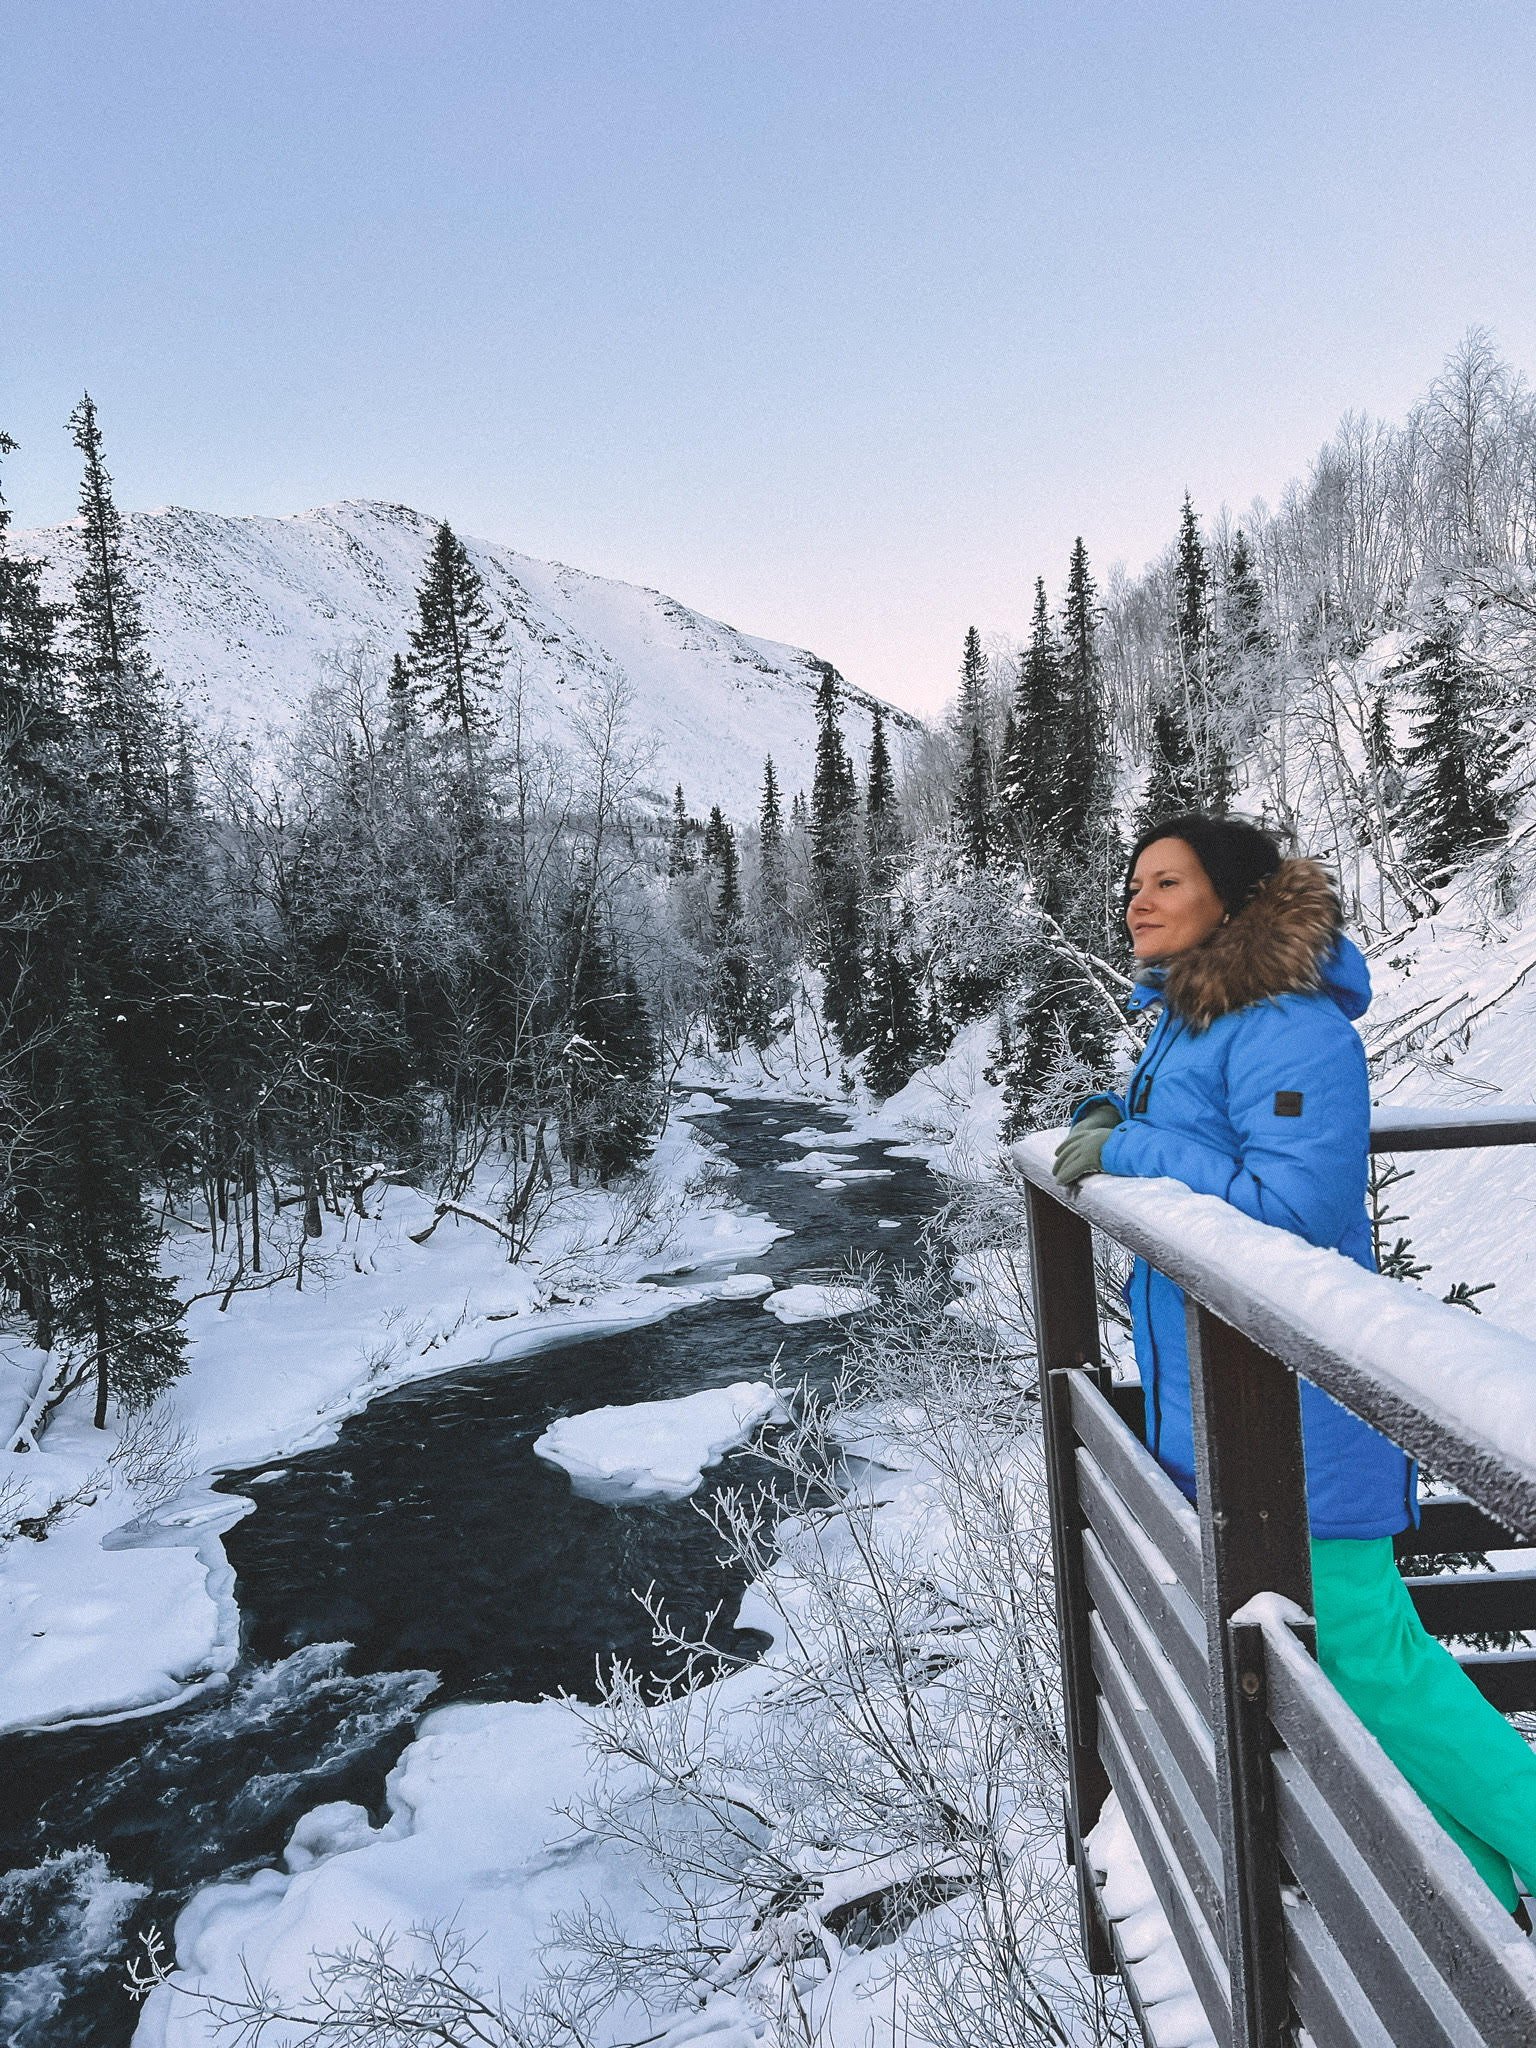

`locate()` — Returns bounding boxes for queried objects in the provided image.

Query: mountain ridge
[17,497,914,816]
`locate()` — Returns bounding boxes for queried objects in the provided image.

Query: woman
[1052,811,1536,1914]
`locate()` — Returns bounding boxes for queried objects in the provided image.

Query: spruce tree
[0,431,71,805]
[1003,544,1123,1135]
[758,757,787,916]
[667,784,695,876]
[864,924,925,1097]
[1057,539,1111,846]
[1165,495,1232,813]
[1223,529,1267,657]
[66,394,170,823]
[0,433,92,1344]
[0,433,65,731]
[1139,696,1204,828]
[809,667,865,1049]
[703,804,748,1043]
[811,667,854,860]
[865,702,903,885]
[1389,598,1512,882]
[407,521,505,792]
[953,627,993,867]
[997,578,1061,859]
[386,652,417,748]
[703,803,742,920]
[1172,495,1209,678]
[556,904,660,1182]
[48,984,186,1426]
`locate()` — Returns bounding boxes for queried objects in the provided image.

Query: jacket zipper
[1126,1007,1183,1458]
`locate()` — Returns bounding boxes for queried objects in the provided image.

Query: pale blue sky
[5,1,1535,711]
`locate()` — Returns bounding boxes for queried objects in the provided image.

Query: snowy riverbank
[130,1392,1036,2048]
[0,1106,783,1738]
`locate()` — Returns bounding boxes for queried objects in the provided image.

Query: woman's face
[1126,837,1227,962]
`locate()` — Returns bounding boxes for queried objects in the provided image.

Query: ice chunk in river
[715,1272,775,1299]
[763,1282,877,1324]
[533,1383,789,1503]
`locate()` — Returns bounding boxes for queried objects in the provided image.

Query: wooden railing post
[1025,1180,1113,1973]
[1186,1302,1315,2048]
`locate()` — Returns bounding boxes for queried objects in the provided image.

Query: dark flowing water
[0,1099,939,2046]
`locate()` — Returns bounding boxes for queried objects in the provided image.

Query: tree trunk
[93,1293,110,1430]
[248,1142,262,1274]
[303,1163,323,1239]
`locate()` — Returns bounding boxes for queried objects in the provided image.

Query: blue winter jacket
[1071,860,1416,1542]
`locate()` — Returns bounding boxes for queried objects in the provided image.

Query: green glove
[1053,1123,1112,1186]
[1071,1099,1122,1134]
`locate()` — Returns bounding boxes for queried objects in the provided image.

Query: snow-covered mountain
[19,499,913,816]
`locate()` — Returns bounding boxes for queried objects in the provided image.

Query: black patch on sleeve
[1134,1080,1153,1114]
[1274,1090,1304,1117]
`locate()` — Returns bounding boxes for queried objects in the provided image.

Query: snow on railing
[1009,1129,1536,1539]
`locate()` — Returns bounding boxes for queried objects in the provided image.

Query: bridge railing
[1010,1109,1536,2048]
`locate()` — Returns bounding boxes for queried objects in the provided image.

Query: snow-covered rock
[533,1383,789,1502]
[778,1149,863,1177]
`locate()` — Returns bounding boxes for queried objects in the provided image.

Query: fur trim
[1161,858,1343,1031]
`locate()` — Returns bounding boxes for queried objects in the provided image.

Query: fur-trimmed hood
[1133,857,1366,1032]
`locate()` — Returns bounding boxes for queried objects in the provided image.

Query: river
[0,1097,940,2046]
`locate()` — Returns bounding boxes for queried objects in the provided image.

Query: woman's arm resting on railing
[1099,1005,1370,1250]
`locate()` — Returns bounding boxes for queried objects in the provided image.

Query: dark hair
[1125,813,1284,917]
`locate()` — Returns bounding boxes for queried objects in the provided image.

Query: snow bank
[1086,1796,1216,2048]
[763,1282,877,1324]
[834,1017,1010,1178]
[132,1697,670,2048]
[0,1468,242,1739]
[533,1383,789,1502]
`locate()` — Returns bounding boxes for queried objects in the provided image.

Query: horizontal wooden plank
[1405,1567,1536,1635]
[1283,1895,1402,2048]
[1078,1450,1210,1705]
[1082,1523,1215,1822]
[1454,1648,1536,1713]
[1262,1618,1536,2043]
[1273,1750,1484,2048]
[1397,1494,1536,1556]
[1068,1369,1204,1599]
[1098,1705,1232,2047]
[1090,1613,1224,1935]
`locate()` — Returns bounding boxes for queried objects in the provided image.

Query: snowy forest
[4,328,1536,2048]
[4,332,1532,1437]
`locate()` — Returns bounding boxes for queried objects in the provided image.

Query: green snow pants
[1311,1537,1536,1909]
